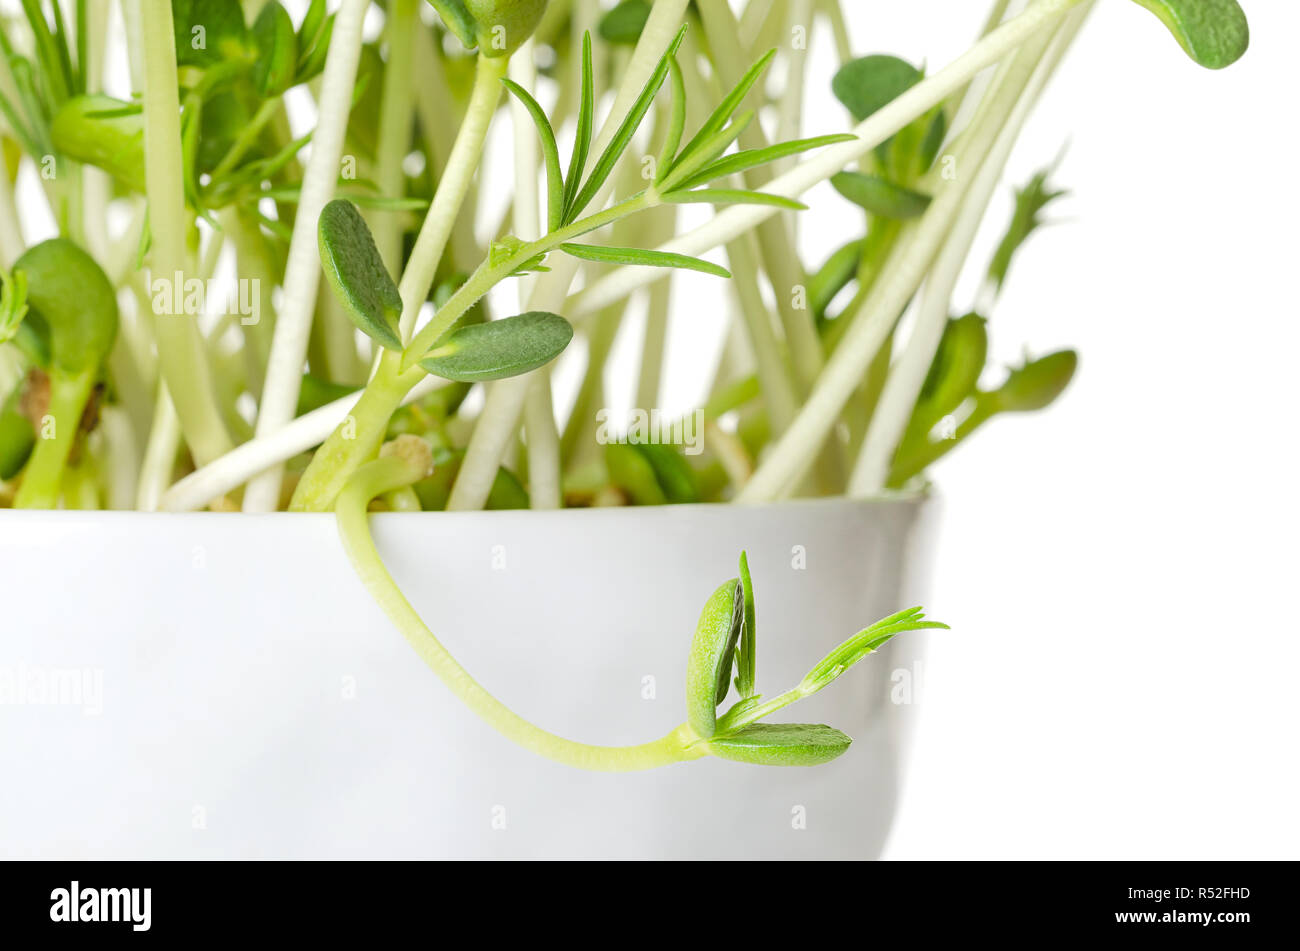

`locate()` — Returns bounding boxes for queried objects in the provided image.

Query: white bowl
[0,497,933,859]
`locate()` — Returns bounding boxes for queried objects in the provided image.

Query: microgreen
[0,0,1254,772]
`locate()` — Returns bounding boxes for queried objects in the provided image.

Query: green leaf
[801,607,948,695]
[171,0,247,68]
[673,48,776,174]
[0,404,35,481]
[414,448,530,511]
[735,552,757,698]
[987,162,1068,295]
[658,111,754,191]
[501,78,564,233]
[655,57,686,181]
[50,95,146,194]
[599,0,652,45]
[637,443,697,503]
[662,189,806,211]
[605,443,667,505]
[831,172,931,219]
[0,268,29,346]
[709,723,852,767]
[687,578,744,738]
[991,350,1078,413]
[809,239,864,316]
[317,199,403,352]
[559,243,730,279]
[14,238,118,375]
[252,1,298,97]
[1129,0,1249,69]
[679,133,856,190]
[418,311,574,382]
[424,0,478,51]
[831,55,922,123]
[562,32,595,221]
[910,312,988,440]
[296,12,334,82]
[566,26,685,224]
[298,0,327,51]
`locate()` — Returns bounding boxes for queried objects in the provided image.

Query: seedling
[0,1,1252,770]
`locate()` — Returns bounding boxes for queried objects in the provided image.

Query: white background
[799,2,1300,859]
[11,1,1296,858]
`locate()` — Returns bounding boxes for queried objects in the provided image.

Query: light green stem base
[14,370,95,509]
[334,453,705,772]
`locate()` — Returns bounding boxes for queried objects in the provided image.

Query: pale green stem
[136,0,233,466]
[243,0,370,513]
[820,0,852,64]
[13,369,95,509]
[774,0,815,178]
[336,456,704,771]
[397,54,508,341]
[447,0,692,513]
[850,9,1087,495]
[735,0,1086,502]
[570,0,1087,319]
[726,235,799,433]
[0,170,24,268]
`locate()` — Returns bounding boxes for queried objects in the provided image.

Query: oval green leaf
[14,239,118,375]
[318,199,403,352]
[831,55,922,123]
[1129,0,1249,69]
[709,723,852,767]
[992,350,1078,413]
[686,578,743,738]
[252,1,298,97]
[831,172,931,219]
[599,0,652,45]
[418,311,574,382]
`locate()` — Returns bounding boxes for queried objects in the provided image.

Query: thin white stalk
[100,406,140,511]
[510,39,563,510]
[242,0,370,512]
[136,383,181,511]
[774,0,814,178]
[447,0,691,512]
[820,0,852,64]
[736,0,1086,502]
[161,376,453,513]
[850,16,1070,496]
[568,0,1086,320]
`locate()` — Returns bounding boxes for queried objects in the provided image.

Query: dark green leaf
[501,79,564,233]
[0,405,34,481]
[562,32,595,220]
[171,0,247,68]
[910,312,988,439]
[566,26,685,224]
[559,243,730,278]
[673,48,775,174]
[709,723,852,766]
[298,0,327,51]
[663,189,806,211]
[687,578,744,738]
[252,1,298,97]
[679,133,856,190]
[418,311,574,382]
[831,172,931,219]
[598,0,652,45]
[605,442,667,505]
[655,57,686,180]
[1129,0,1249,69]
[317,199,403,351]
[296,12,334,82]
[831,54,922,123]
[637,443,697,503]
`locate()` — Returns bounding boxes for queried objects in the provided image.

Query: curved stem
[336,455,703,771]
[14,369,95,509]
